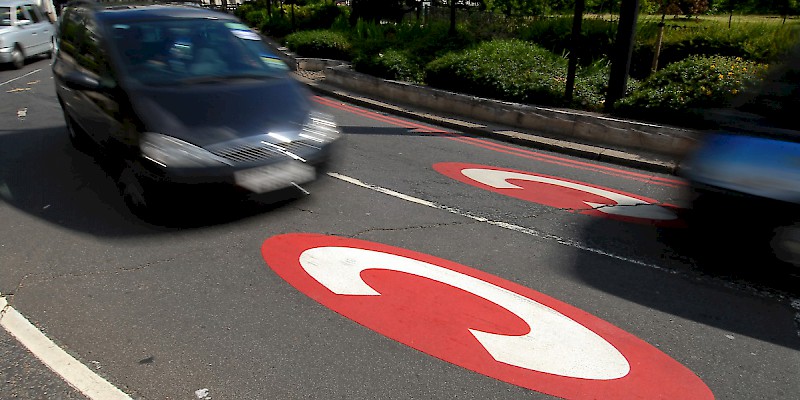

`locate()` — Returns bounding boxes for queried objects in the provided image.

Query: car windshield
[0,7,12,26]
[106,18,289,86]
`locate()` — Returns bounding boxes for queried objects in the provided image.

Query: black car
[53,1,340,219]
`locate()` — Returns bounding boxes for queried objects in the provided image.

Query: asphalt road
[1,57,799,400]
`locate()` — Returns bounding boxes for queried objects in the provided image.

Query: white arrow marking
[299,247,631,380]
[461,168,677,220]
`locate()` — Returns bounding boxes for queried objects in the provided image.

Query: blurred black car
[53,2,339,219]
[681,44,800,268]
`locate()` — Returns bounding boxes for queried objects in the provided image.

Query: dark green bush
[261,14,294,38]
[424,40,569,106]
[630,21,799,79]
[353,48,424,83]
[284,30,352,60]
[616,55,768,125]
[348,20,475,79]
[518,16,617,66]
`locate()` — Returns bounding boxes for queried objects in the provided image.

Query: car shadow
[571,211,800,349]
[0,126,298,236]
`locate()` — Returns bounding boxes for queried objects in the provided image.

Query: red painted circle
[262,233,713,399]
[433,162,685,227]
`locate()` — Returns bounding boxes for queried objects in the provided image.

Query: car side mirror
[63,72,104,91]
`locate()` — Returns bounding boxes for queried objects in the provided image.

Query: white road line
[327,172,673,272]
[0,294,132,400]
[0,69,43,87]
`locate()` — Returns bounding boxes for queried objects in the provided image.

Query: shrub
[424,40,569,107]
[353,48,424,83]
[284,30,352,60]
[630,20,799,78]
[348,20,475,78]
[616,55,768,125]
[518,16,617,66]
[261,14,294,38]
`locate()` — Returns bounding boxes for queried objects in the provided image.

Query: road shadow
[572,211,800,350]
[0,126,301,236]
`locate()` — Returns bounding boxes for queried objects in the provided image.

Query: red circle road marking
[434,162,685,227]
[262,233,713,399]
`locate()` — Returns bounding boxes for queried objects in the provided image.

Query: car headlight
[298,112,340,143]
[140,132,231,167]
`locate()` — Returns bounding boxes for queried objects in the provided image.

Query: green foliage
[483,0,551,16]
[353,48,425,83]
[630,20,799,78]
[616,55,768,125]
[284,30,353,60]
[424,40,570,106]
[348,20,475,77]
[518,16,617,66]
[261,13,294,38]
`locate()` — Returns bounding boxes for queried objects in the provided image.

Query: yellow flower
[743,67,747,72]
[718,74,724,79]
[711,65,716,69]
[732,89,739,94]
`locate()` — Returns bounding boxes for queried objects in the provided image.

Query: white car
[0,0,55,69]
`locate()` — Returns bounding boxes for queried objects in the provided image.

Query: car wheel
[10,46,24,69]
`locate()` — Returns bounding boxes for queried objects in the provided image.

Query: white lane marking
[0,69,43,87]
[300,246,630,379]
[0,294,132,400]
[327,172,674,272]
[461,168,678,220]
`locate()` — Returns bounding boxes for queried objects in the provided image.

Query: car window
[59,8,115,83]
[22,4,44,23]
[15,6,29,23]
[106,18,288,86]
[0,7,11,26]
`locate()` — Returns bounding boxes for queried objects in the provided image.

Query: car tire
[10,45,24,69]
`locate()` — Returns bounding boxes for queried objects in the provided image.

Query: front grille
[211,140,321,164]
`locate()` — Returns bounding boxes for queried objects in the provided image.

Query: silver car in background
[0,0,55,69]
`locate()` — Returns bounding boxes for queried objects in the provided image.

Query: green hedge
[284,30,352,60]
[616,55,768,125]
[352,49,424,83]
[425,40,577,108]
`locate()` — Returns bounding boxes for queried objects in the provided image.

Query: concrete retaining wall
[324,65,699,157]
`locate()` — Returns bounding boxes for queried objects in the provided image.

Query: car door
[21,3,53,55]
[11,5,37,53]
[54,8,123,151]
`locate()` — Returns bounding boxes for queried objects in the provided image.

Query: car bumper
[0,47,14,63]
[134,140,339,198]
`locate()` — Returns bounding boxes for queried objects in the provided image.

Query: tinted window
[22,4,41,23]
[59,8,114,80]
[0,7,11,26]
[106,18,288,85]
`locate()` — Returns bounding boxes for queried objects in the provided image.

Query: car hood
[128,78,312,148]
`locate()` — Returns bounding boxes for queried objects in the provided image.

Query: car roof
[64,1,234,23]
